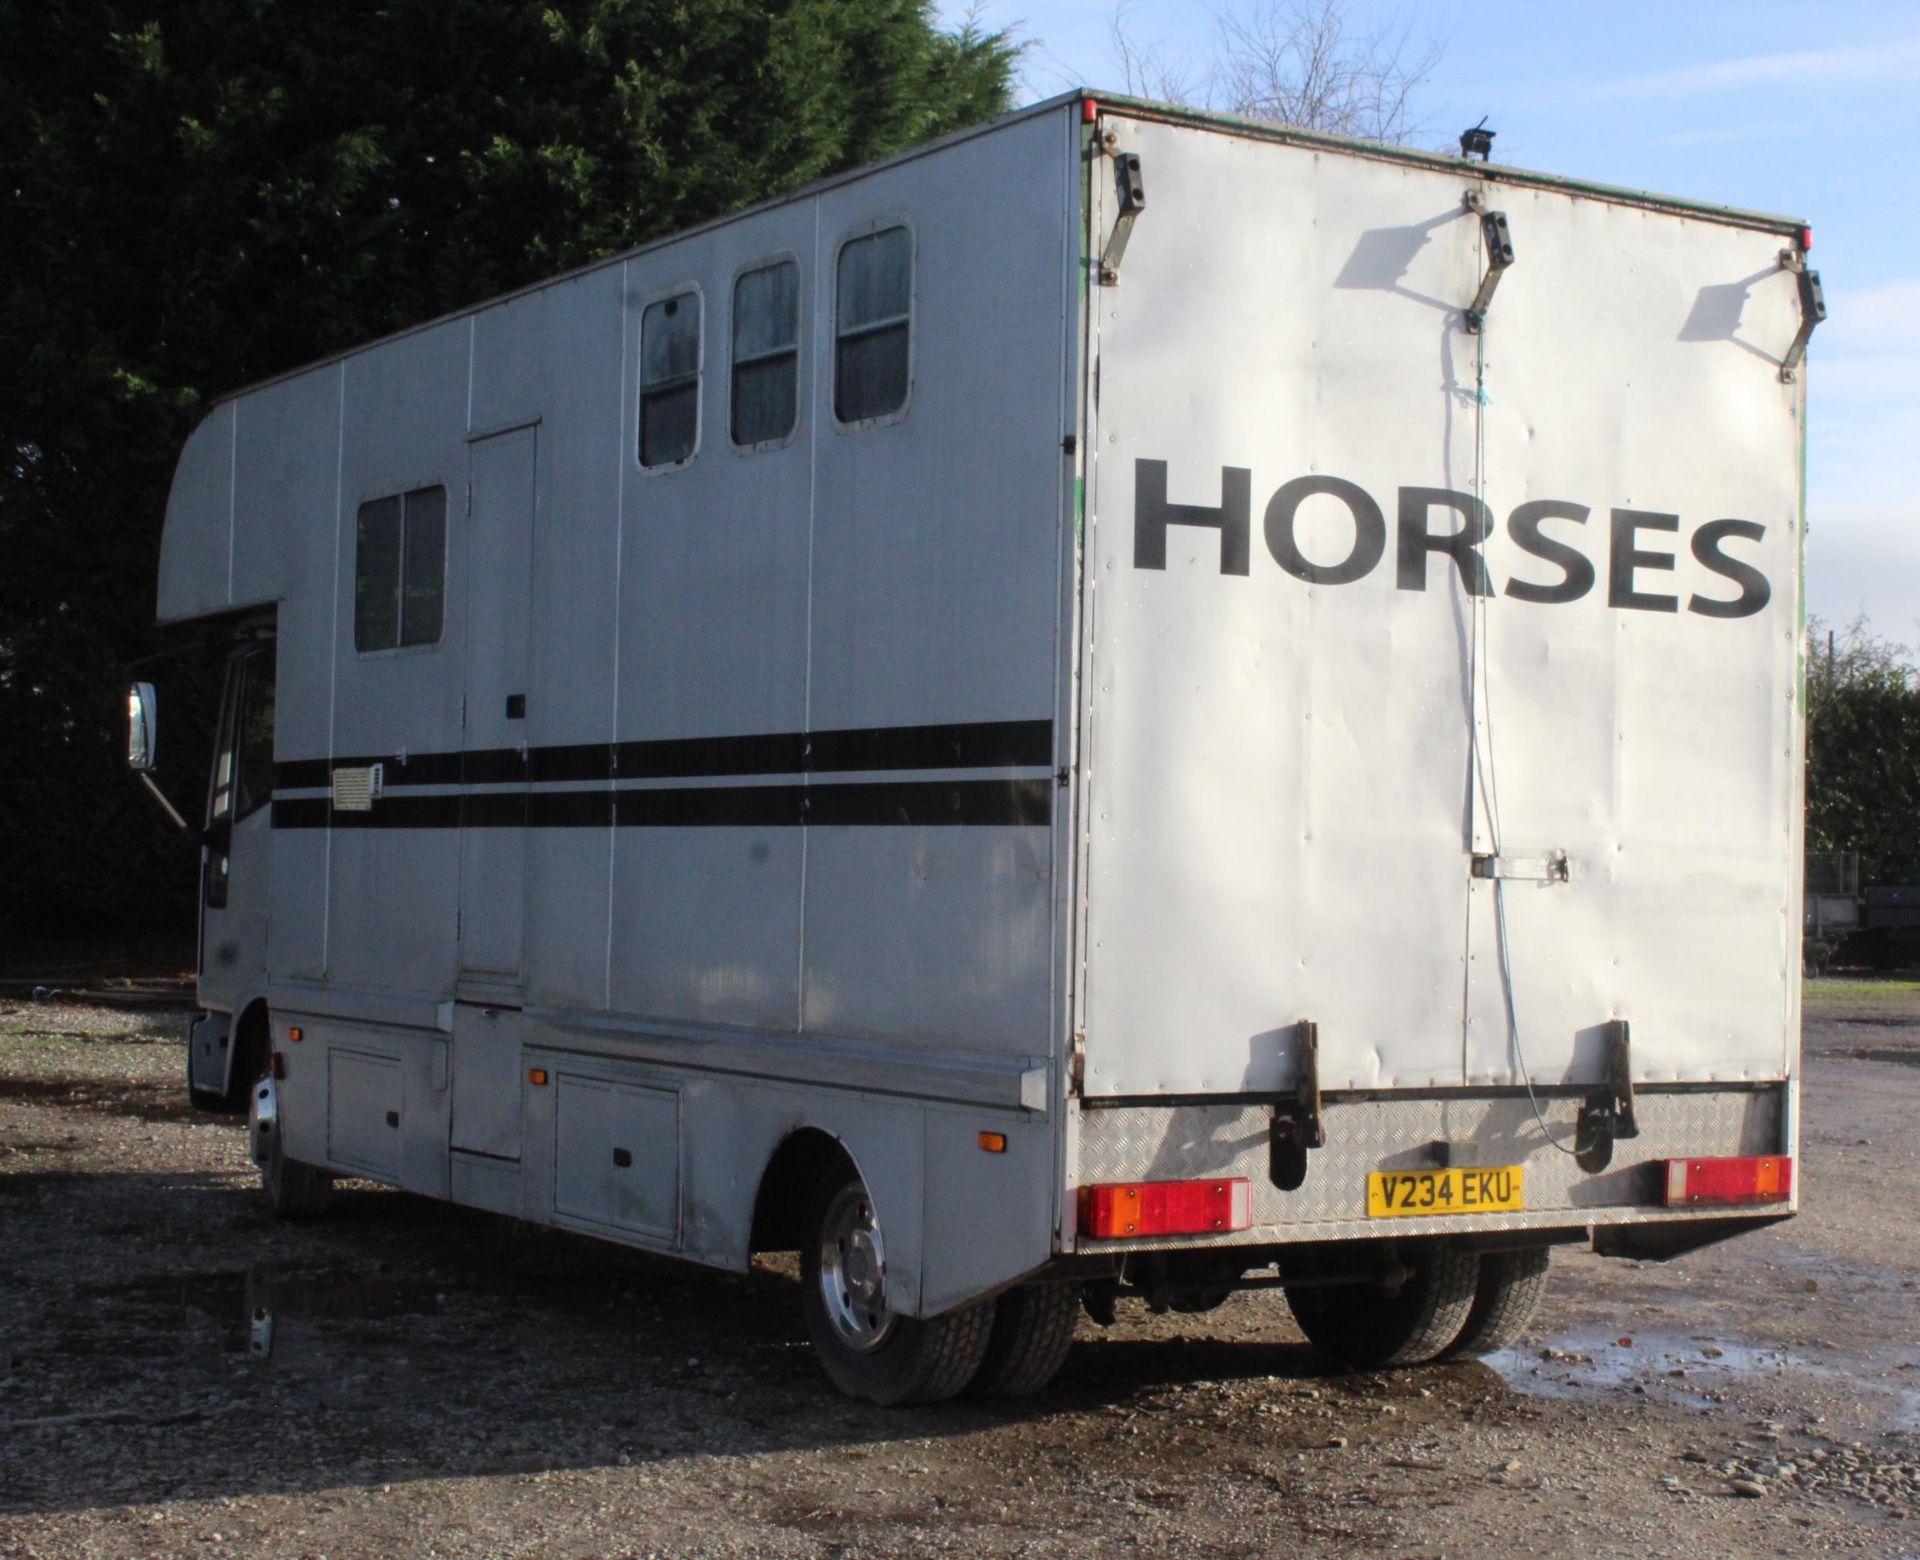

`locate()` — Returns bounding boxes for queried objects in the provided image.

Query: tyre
[1284,1240,1480,1369]
[967,1283,1080,1398]
[800,1163,993,1405]
[257,1079,331,1221]
[1441,1247,1551,1359]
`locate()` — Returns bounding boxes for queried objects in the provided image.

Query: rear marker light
[977,1131,1007,1153]
[527,1068,548,1086]
[1082,97,1099,124]
[1663,1155,1793,1208]
[1078,1178,1252,1239]
[287,1027,303,1043]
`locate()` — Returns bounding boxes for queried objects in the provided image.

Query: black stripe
[618,784,803,828]
[530,743,614,783]
[275,719,1051,795]
[274,759,332,791]
[528,790,616,828]
[463,749,528,786]
[273,778,1051,831]
[807,719,1052,773]
[615,731,806,780]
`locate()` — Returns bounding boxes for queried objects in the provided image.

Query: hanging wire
[1468,323,1579,1158]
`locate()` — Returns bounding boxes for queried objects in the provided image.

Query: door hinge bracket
[1068,1031,1086,1094]
[1462,192,1514,333]
[1269,1019,1324,1191]
[1099,151,1145,284]
[1777,247,1826,382]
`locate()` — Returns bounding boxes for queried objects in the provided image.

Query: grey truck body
[159,94,1808,1319]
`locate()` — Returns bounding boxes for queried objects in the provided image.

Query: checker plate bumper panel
[1072,1085,1791,1251]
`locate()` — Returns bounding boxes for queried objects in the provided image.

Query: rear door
[1077,114,1803,1100]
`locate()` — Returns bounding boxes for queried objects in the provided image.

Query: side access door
[192,640,275,1097]
[449,424,538,1166]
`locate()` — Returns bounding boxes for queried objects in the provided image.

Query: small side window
[731,260,800,447]
[640,290,701,467]
[835,226,912,424]
[235,645,277,820]
[354,486,446,652]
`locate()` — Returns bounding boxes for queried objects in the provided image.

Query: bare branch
[1108,0,1205,107]
[1107,0,1447,145]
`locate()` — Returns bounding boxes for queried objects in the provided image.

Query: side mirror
[128,682,158,772]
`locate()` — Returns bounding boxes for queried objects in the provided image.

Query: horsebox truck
[128,92,1818,1405]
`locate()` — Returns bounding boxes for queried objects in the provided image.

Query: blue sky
[939,0,1920,642]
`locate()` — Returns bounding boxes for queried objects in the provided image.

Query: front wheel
[253,1077,331,1220]
[1285,1240,1480,1369]
[800,1163,992,1405]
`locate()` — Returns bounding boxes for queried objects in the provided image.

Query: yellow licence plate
[1367,1166,1524,1218]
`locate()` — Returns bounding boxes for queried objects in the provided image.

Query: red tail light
[1663,1155,1793,1208]
[1078,1178,1252,1238]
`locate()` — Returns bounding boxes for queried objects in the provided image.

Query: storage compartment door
[553,1076,680,1242]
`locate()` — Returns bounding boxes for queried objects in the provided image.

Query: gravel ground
[0,981,1915,1558]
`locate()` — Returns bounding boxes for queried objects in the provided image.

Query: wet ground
[0,982,1915,1557]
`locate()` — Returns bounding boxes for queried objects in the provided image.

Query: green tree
[1805,617,1920,885]
[0,0,1017,940]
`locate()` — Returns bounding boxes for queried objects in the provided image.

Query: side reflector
[977,1131,1007,1153]
[527,1068,549,1087]
[287,1027,303,1043]
[1078,1178,1252,1239]
[269,1052,286,1080]
[1663,1155,1793,1208]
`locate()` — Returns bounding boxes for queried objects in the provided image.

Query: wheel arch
[223,995,272,1107]
[749,1126,855,1255]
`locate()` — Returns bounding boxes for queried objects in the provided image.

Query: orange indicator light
[287,1027,303,1043]
[528,1068,549,1086]
[978,1131,1007,1153]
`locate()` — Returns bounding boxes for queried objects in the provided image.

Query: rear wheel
[800,1163,992,1405]
[1285,1241,1480,1369]
[1441,1247,1551,1359]
[967,1283,1080,1398]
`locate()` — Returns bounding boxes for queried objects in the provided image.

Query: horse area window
[641,291,702,468]
[835,226,912,423]
[354,486,446,652]
[732,260,800,447]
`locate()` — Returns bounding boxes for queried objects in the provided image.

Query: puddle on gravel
[1487,1326,1920,1428]
[1835,1045,1920,1068]
[85,1266,446,1350]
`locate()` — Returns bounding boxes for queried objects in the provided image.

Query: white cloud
[1820,278,1920,353]
[1576,35,1920,102]
[1651,120,1799,149]
[1806,504,1920,641]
